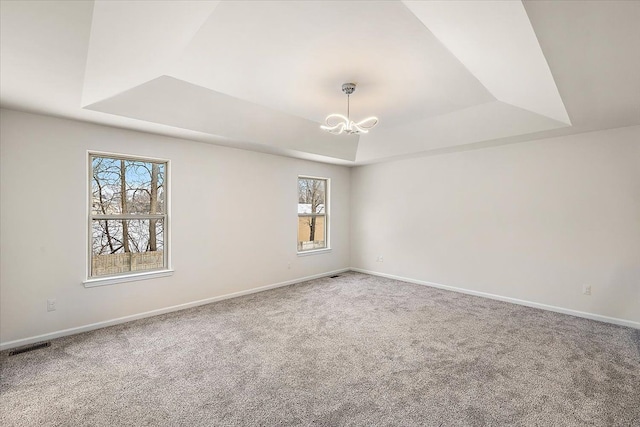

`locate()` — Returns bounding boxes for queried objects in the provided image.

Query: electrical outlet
[47,298,56,312]
[376,256,384,262]
[287,263,291,270]
[582,285,592,296]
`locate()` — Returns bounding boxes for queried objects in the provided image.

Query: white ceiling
[1,0,638,165]
[169,0,494,127]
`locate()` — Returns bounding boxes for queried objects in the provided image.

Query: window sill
[83,269,174,288]
[297,248,332,257]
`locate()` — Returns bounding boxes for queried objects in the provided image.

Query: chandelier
[321,83,378,135]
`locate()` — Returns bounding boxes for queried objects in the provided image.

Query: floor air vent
[9,341,51,356]
[330,275,341,278]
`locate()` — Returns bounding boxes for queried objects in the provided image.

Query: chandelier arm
[351,123,369,134]
[324,114,350,127]
[320,124,340,131]
[354,116,379,130]
[330,122,346,135]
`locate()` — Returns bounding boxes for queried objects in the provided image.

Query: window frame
[297,175,330,255]
[84,151,172,287]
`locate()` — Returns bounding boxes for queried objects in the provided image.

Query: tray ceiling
[1,1,638,164]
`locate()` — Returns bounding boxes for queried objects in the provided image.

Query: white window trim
[86,151,172,287]
[297,248,332,257]
[83,269,174,288]
[297,175,330,254]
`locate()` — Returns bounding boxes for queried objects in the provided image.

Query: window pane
[125,160,166,214]
[91,157,122,214]
[297,216,326,251]
[91,219,164,277]
[298,178,325,215]
[91,156,165,215]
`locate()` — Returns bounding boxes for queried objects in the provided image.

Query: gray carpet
[1,272,639,426]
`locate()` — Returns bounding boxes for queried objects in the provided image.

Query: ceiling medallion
[321,83,378,135]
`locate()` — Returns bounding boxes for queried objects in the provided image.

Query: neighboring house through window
[297,176,328,252]
[89,153,169,279]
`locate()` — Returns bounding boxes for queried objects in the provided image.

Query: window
[297,176,328,252]
[88,153,169,280]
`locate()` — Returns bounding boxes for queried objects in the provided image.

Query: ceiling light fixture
[321,83,378,135]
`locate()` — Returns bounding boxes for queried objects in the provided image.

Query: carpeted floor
[1,272,639,426]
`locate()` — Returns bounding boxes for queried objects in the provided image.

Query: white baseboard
[351,268,640,330]
[0,268,350,351]
[3,267,636,351]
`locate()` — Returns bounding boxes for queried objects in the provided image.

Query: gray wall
[351,125,640,325]
[0,109,351,346]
